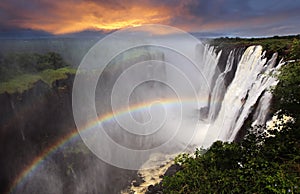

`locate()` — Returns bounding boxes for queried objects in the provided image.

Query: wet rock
[132,175,145,187]
[164,164,182,177]
[146,184,163,194]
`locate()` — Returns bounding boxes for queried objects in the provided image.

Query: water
[9,36,281,194]
[125,44,282,193]
[209,46,280,141]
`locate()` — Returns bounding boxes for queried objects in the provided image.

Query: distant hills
[0,29,107,39]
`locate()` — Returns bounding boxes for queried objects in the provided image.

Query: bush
[161,60,300,194]
[162,127,300,193]
[0,52,68,82]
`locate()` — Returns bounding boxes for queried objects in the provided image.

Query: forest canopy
[0,52,68,82]
[0,52,75,94]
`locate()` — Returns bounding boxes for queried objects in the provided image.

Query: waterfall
[125,44,283,192]
[207,46,281,142]
[195,44,221,110]
[9,37,285,194]
[208,50,235,121]
[94,43,282,152]
[251,53,282,127]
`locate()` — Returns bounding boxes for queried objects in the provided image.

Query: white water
[208,50,235,121]
[12,28,284,193]
[251,54,283,127]
[195,44,221,109]
[125,45,282,193]
[205,46,280,142]
[116,44,282,159]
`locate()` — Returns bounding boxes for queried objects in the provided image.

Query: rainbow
[7,97,205,193]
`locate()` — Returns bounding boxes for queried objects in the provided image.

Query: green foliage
[0,52,74,94]
[0,52,69,82]
[273,62,300,121]
[162,58,300,193]
[162,127,300,193]
[210,35,300,60]
[0,67,75,94]
[36,52,67,71]
[289,39,300,60]
[40,67,76,85]
[0,74,41,94]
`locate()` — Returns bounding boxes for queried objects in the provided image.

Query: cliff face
[0,76,75,193]
[0,75,137,194]
[215,46,245,88]
[0,76,74,139]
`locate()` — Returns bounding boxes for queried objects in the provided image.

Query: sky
[0,0,300,38]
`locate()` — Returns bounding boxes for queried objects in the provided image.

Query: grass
[40,67,76,85]
[0,67,76,94]
[0,74,41,94]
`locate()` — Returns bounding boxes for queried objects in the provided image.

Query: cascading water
[195,44,221,111]
[208,50,235,121]
[8,26,283,194]
[251,56,283,127]
[125,44,282,193]
[211,46,281,141]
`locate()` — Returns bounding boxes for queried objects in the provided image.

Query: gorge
[0,38,285,194]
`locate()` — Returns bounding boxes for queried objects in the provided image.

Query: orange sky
[12,1,173,34]
[0,0,300,37]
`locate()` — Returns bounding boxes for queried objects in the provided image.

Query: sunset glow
[9,1,172,34]
[0,0,300,36]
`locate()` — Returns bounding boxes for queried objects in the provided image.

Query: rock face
[0,75,75,193]
[145,164,182,194]
[0,75,137,194]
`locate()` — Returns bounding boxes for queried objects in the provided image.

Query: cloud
[0,0,172,34]
[167,0,300,37]
[0,0,300,36]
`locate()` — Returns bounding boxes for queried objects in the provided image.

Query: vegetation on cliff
[161,62,300,194]
[0,52,75,94]
[210,34,300,60]
[159,38,300,194]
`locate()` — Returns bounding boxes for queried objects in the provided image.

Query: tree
[162,127,300,193]
[0,52,69,82]
[273,62,300,123]
[289,39,300,60]
[161,61,300,194]
[36,52,67,70]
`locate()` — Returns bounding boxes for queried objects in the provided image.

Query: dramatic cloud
[0,0,172,34]
[0,0,299,36]
[167,0,300,36]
